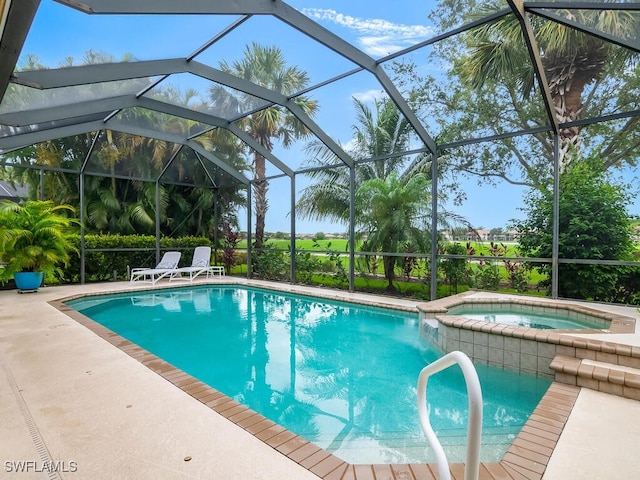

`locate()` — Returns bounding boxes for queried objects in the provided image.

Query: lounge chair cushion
[156,262,175,269]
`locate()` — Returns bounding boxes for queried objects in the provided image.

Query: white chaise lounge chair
[170,246,223,282]
[130,251,181,285]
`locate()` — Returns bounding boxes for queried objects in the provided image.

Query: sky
[16,1,639,235]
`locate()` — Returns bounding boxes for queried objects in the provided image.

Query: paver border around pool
[51,284,581,480]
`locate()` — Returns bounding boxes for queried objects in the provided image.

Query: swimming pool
[67,285,551,464]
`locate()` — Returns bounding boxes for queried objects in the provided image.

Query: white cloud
[351,89,387,103]
[301,8,434,56]
[341,137,358,153]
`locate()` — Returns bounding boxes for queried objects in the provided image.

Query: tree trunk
[253,152,268,250]
[383,254,396,291]
[544,46,606,171]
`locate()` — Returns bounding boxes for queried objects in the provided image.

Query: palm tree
[356,173,431,289]
[4,51,249,238]
[298,97,468,289]
[212,42,318,249]
[297,97,432,224]
[459,5,638,170]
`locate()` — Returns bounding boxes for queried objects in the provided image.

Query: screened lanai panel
[0,112,108,142]
[161,147,210,187]
[438,134,544,233]
[0,79,152,114]
[380,17,552,144]
[261,135,307,177]
[143,73,273,121]
[579,116,640,168]
[555,118,640,262]
[222,117,296,179]
[83,131,180,180]
[528,16,640,121]
[0,133,95,171]
[110,106,214,139]
[190,126,248,171]
[261,175,291,238]
[20,1,239,67]
[196,151,248,190]
[290,69,389,158]
[192,14,360,90]
[435,139,533,287]
[161,146,247,189]
[193,128,256,188]
[529,7,640,51]
[287,0,511,58]
[295,165,348,230]
[290,71,424,163]
[192,127,252,178]
[385,151,434,182]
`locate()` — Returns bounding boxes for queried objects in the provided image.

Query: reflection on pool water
[67,285,551,464]
[448,305,605,330]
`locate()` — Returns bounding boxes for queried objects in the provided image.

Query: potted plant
[0,200,79,291]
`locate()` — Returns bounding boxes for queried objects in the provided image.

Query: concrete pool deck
[1,279,640,479]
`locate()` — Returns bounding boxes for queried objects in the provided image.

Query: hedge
[61,234,212,283]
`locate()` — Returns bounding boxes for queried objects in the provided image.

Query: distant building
[440,228,520,242]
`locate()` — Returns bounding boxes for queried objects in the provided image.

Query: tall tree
[513,156,637,301]
[356,173,431,290]
[298,97,467,288]
[458,4,639,170]
[399,2,640,193]
[297,97,435,224]
[212,42,318,249]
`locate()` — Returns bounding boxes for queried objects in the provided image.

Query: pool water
[449,306,604,330]
[67,286,551,464]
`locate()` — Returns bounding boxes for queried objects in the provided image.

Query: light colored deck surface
[1,280,639,479]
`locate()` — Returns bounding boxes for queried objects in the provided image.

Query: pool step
[550,354,640,401]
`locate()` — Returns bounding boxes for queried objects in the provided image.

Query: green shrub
[319,259,336,272]
[440,243,470,294]
[252,248,289,281]
[472,261,501,290]
[295,251,321,284]
[62,234,211,282]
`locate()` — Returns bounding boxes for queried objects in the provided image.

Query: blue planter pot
[13,271,44,291]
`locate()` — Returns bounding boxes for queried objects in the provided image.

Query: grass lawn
[226,237,637,299]
[237,239,523,255]
[237,238,351,251]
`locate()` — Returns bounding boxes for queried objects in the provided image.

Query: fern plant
[0,200,79,282]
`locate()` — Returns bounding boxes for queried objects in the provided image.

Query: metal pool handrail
[417,351,483,480]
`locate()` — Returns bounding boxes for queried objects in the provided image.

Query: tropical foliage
[298,98,431,224]
[513,157,638,301]
[399,0,640,195]
[0,51,249,239]
[298,97,469,289]
[0,200,79,281]
[457,3,639,170]
[356,173,432,288]
[213,42,318,249]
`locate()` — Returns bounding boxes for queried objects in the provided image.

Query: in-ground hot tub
[417,293,636,378]
[447,302,611,330]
